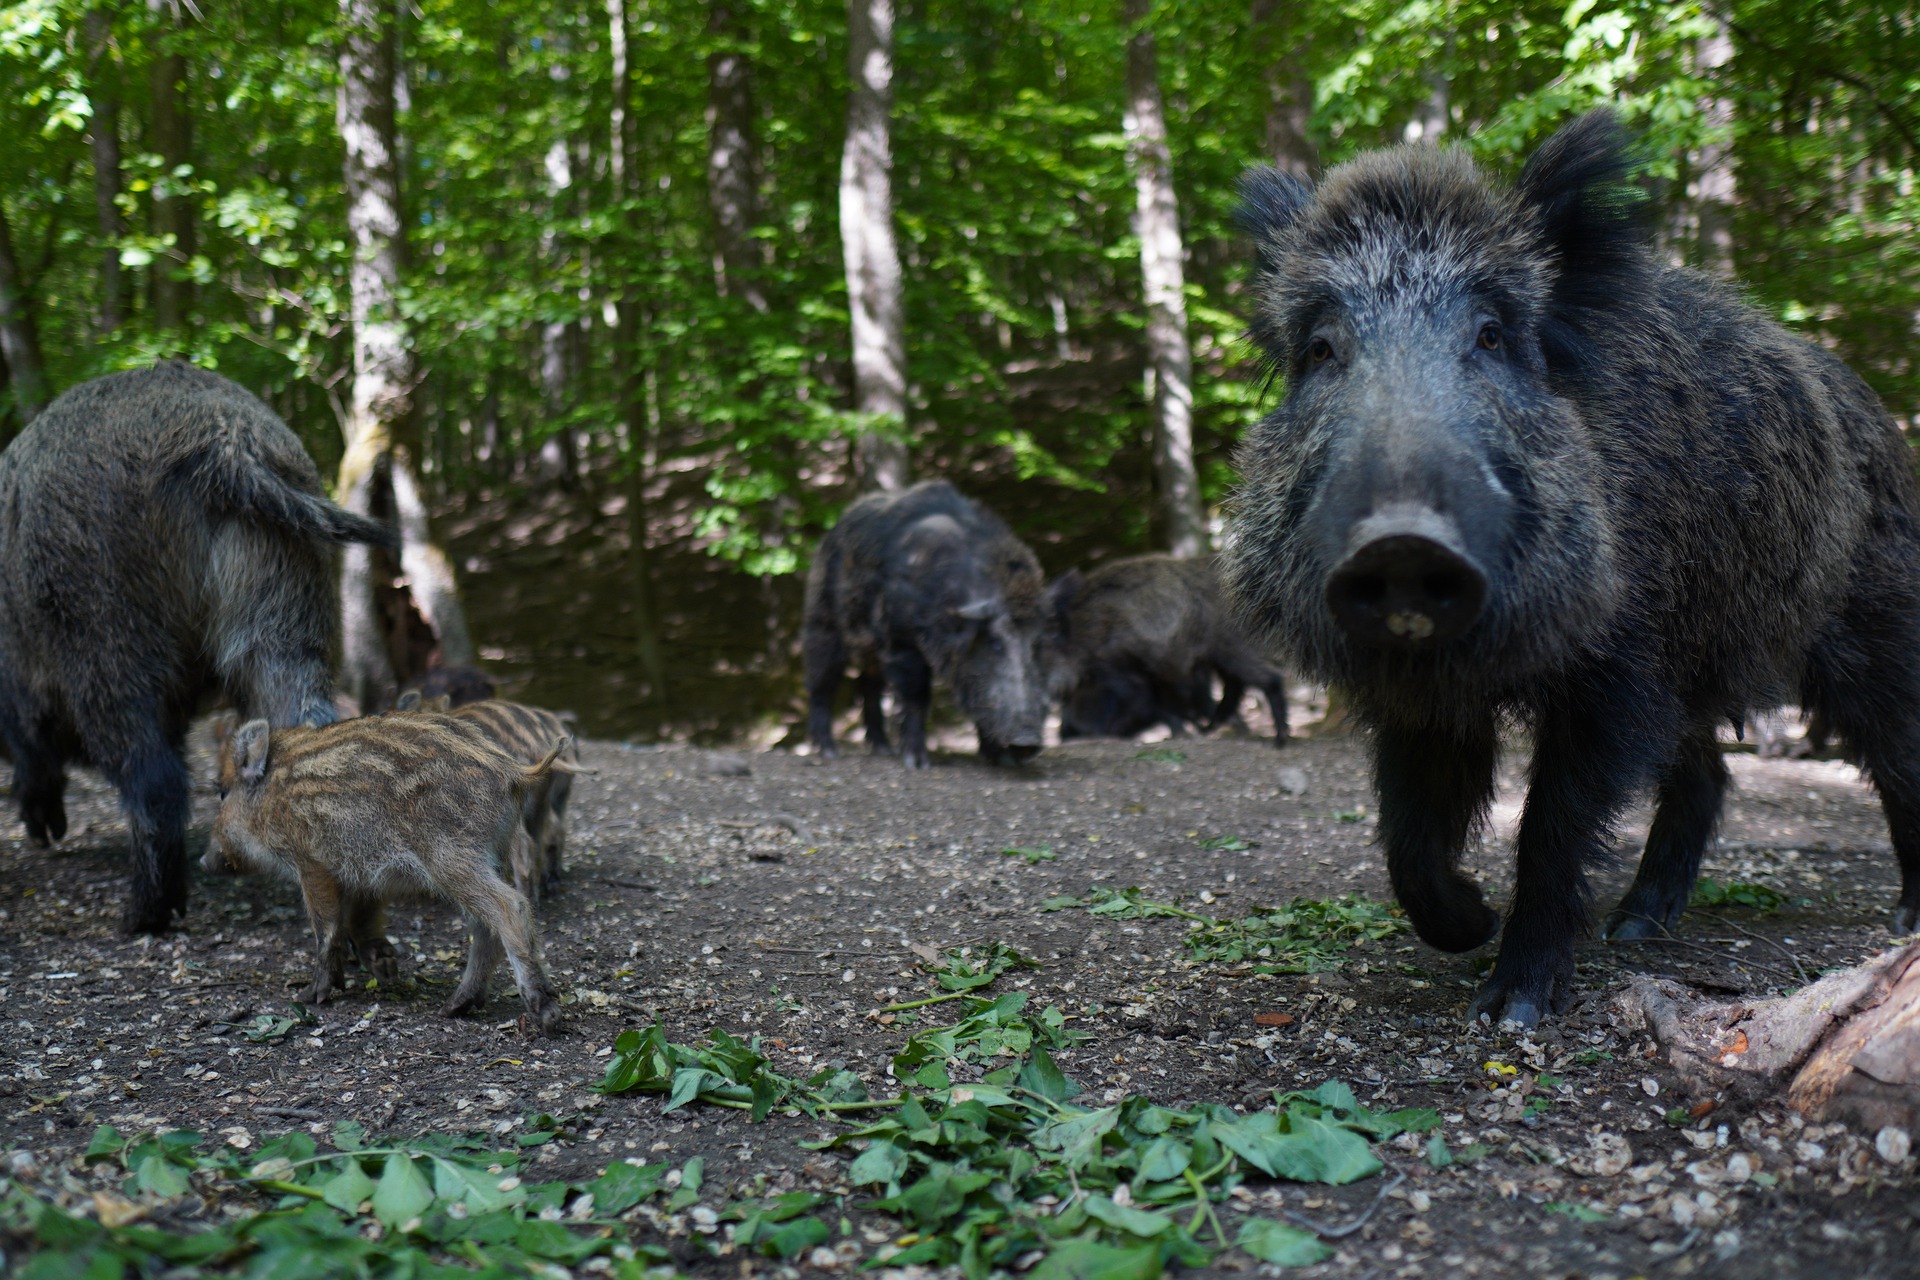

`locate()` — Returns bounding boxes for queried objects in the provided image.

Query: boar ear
[428,694,452,713]
[1236,166,1315,245]
[233,719,273,786]
[1517,110,1651,309]
[395,689,422,712]
[1043,569,1083,622]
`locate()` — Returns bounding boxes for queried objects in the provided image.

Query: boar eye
[1307,335,1335,364]
[1476,322,1503,352]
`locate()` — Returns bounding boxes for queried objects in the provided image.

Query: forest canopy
[2,0,1916,571]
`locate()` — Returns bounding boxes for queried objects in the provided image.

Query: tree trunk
[1691,19,1736,276]
[1250,0,1316,178]
[706,3,767,313]
[840,0,909,491]
[0,202,50,427]
[537,136,580,489]
[609,0,668,700]
[146,0,192,344]
[1124,0,1206,558]
[87,8,124,333]
[336,0,472,710]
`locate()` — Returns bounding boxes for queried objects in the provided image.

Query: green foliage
[891,990,1088,1089]
[1689,878,1788,912]
[596,1021,871,1121]
[1004,843,1059,863]
[9,1121,679,1278]
[1048,887,1406,973]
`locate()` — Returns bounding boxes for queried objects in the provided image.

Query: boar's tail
[167,445,400,551]
[526,736,591,779]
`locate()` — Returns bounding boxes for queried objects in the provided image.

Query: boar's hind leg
[11,743,68,849]
[456,879,562,1035]
[803,622,847,758]
[344,894,399,980]
[114,743,192,934]
[446,920,503,1017]
[294,866,348,1004]
[1603,731,1728,940]
[1374,723,1501,955]
[1472,695,1663,1028]
[858,669,893,756]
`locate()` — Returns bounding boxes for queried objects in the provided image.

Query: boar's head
[1225,112,1641,715]
[203,718,274,875]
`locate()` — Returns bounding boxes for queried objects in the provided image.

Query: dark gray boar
[804,480,1074,768]
[202,713,572,1033]
[1054,555,1289,745]
[1225,111,1920,1027]
[0,361,394,933]
[395,663,497,711]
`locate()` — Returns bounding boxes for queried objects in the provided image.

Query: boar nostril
[1326,533,1488,649]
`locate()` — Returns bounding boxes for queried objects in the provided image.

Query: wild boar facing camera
[1225,110,1920,1026]
[0,361,394,933]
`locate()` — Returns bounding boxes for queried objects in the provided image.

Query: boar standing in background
[0,361,394,933]
[1054,555,1289,745]
[1226,111,1920,1027]
[203,714,572,1034]
[395,691,579,900]
[804,480,1075,768]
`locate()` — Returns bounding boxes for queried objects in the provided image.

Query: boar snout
[979,735,1042,767]
[1325,509,1488,648]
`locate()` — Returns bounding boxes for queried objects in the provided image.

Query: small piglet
[203,713,573,1034]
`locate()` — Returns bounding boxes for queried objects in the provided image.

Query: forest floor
[3,716,1918,1278]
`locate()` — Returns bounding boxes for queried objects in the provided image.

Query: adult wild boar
[1225,112,1920,1026]
[805,480,1071,769]
[1055,555,1289,745]
[0,361,394,933]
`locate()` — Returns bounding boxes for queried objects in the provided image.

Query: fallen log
[1616,940,1920,1140]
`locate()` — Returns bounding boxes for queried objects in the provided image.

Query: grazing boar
[804,480,1075,768]
[202,714,572,1033]
[1053,555,1289,745]
[396,692,580,900]
[1225,111,1920,1027]
[0,361,394,933]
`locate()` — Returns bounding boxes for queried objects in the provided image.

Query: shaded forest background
[2,0,1917,740]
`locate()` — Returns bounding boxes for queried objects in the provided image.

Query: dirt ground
[4,709,1919,1278]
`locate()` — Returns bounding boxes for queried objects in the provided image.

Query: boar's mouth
[1325,512,1489,650]
[979,737,1042,767]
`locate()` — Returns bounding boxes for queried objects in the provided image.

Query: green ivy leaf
[1235,1218,1332,1266]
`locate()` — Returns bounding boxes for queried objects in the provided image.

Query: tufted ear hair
[233,719,273,786]
[1516,110,1651,314]
[1236,166,1316,276]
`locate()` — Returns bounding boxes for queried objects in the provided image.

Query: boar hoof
[519,1002,565,1038]
[24,825,51,850]
[300,981,335,1005]
[1466,967,1569,1030]
[120,901,178,937]
[357,942,400,980]
[443,991,486,1018]
[1894,901,1918,936]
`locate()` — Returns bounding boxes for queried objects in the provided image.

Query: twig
[878,990,974,1013]
[1705,915,1813,985]
[1606,918,1797,980]
[255,1106,322,1121]
[1280,1166,1406,1240]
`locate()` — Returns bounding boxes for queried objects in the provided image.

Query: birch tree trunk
[146,0,192,344]
[336,0,471,711]
[0,202,50,428]
[87,8,124,333]
[1124,0,1206,558]
[609,0,668,698]
[706,3,767,313]
[840,0,909,491]
[1250,0,1316,179]
[538,136,580,489]
[1692,20,1736,276]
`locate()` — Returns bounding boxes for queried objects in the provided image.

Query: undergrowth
[5,966,1434,1277]
[1044,886,1407,973]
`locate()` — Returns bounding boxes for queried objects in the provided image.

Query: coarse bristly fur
[393,692,581,901]
[0,361,396,933]
[203,713,575,1034]
[803,480,1076,769]
[1224,110,1920,1027]
[1051,554,1289,746]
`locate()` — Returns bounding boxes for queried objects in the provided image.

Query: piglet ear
[233,719,273,786]
[395,689,422,712]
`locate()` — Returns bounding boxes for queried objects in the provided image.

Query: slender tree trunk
[146,0,192,344]
[537,136,580,489]
[1692,19,1736,276]
[1404,69,1449,143]
[706,4,767,313]
[1124,0,1206,558]
[336,0,471,710]
[840,0,909,491]
[87,8,125,333]
[609,0,668,699]
[0,203,49,428]
[1250,0,1316,178]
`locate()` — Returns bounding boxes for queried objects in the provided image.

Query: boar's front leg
[11,740,68,849]
[294,865,349,1004]
[857,669,892,756]
[446,920,503,1018]
[343,894,400,980]
[803,620,847,758]
[887,649,934,770]
[1373,721,1501,955]
[1603,731,1729,940]
[1471,690,1663,1028]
